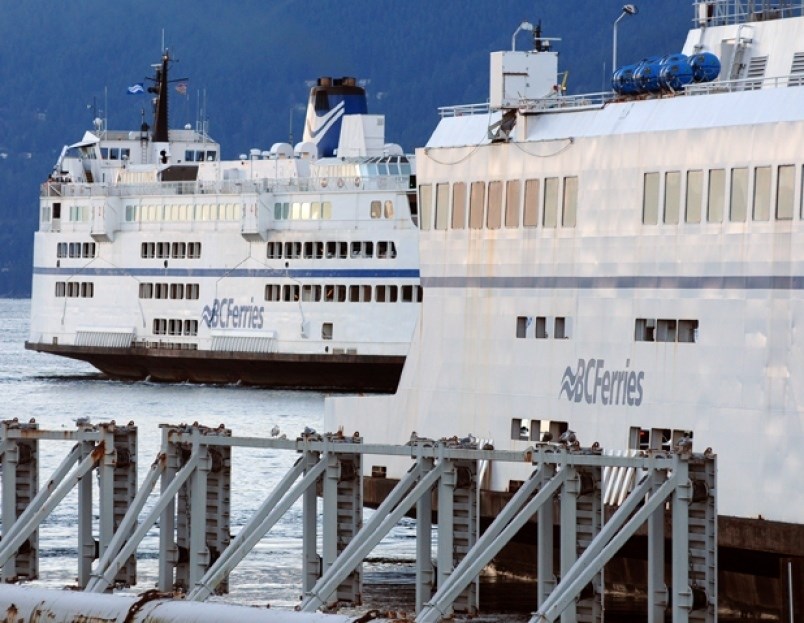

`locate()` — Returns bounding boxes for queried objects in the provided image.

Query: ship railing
[438,102,491,118]
[40,175,413,199]
[693,0,804,27]
[684,72,804,94]
[438,92,611,118]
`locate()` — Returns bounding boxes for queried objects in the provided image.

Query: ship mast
[148,51,170,143]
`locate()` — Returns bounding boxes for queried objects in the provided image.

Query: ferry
[26,52,421,392]
[327,0,804,616]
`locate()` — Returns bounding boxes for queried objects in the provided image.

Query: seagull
[558,430,577,445]
[303,426,316,436]
[675,437,693,452]
[541,431,553,442]
[270,425,280,438]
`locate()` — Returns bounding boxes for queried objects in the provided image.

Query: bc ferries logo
[202,298,264,330]
[559,358,645,406]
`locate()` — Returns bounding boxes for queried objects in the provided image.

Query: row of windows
[419,176,579,232]
[643,164,803,225]
[125,203,246,223]
[139,283,200,300]
[141,242,202,259]
[629,427,693,452]
[55,281,94,298]
[266,240,397,260]
[510,419,569,442]
[184,149,217,162]
[514,316,699,343]
[370,200,395,219]
[56,242,96,259]
[634,318,698,343]
[515,315,571,339]
[153,318,199,336]
[100,147,131,161]
[69,205,90,222]
[265,283,423,303]
[273,201,333,220]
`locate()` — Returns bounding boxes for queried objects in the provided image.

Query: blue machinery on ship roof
[613,52,721,95]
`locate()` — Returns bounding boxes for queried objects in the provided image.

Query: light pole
[613,4,638,73]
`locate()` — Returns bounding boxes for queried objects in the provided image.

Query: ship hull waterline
[24,342,404,392]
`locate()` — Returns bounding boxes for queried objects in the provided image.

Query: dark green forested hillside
[0,0,690,295]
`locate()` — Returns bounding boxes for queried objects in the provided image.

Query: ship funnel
[302,77,368,158]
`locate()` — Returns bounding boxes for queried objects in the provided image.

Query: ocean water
[0,299,536,621]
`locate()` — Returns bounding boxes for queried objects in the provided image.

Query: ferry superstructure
[26,53,421,391]
[327,1,804,614]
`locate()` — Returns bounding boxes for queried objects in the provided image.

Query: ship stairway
[0,419,716,623]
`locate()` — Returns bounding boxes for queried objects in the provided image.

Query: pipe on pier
[0,585,373,623]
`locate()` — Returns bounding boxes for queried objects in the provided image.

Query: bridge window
[562,176,578,227]
[523,179,540,227]
[642,172,660,225]
[418,184,432,231]
[543,177,559,228]
[707,169,725,222]
[777,164,795,220]
[469,182,485,229]
[753,166,771,221]
[451,182,466,229]
[730,168,749,222]
[664,171,681,225]
[505,180,521,228]
[435,183,450,230]
[685,170,703,223]
[487,181,503,229]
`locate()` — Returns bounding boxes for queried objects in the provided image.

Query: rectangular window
[469,182,485,229]
[685,170,703,223]
[730,168,749,222]
[56,242,67,258]
[387,285,398,302]
[282,284,299,301]
[170,284,184,299]
[184,320,198,336]
[451,182,467,229]
[171,242,186,259]
[511,418,531,441]
[156,242,170,259]
[707,169,725,222]
[267,242,282,259]
[302,285,322,302]
[370,200,381,219]
[678,319,698,343]
[265,284,280,301]
[155,283,169,299]
[753,166,772,221]
[139,283,153,299]
[487,180,503,229]
[126,205,139,222]
[643,172,660,225]
[634,318,655,342]
[523,179,540,227]
[776,164,795,219]
[187,242,202,258]
[375,285,387,302]
[153,318,167,335]
[543,178,559,228]
[535,316,547,339]
[401,285,414,302]
[554,316,569,339]
[656,319,677,342]
[435,183,449,230]
[505,180,521,228]
[664,171,681,225]
[419,184,432,231]
[186,284,199,300]
[82,282,93,298]
[562,177,578,227]
[322,322,333,340]
[516,316,529,338]
[349,285,360,302]
[55,282,66,297]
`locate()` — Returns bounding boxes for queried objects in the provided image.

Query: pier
[0,418,717,622]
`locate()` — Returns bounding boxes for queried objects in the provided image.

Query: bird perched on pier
[675,436,693,452]
[270,425,280,438]
[558,430,577,446]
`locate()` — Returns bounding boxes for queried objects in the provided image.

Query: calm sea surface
[0,299,537,621]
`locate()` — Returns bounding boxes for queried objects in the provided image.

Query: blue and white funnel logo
[559,358,645,406]
[202,298,264,330]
